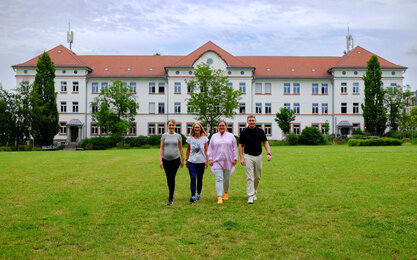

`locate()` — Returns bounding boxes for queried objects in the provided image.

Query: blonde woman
[159,119,184,205]
[186,123,209,203]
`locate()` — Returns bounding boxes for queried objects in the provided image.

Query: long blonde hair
[190,122,207,137]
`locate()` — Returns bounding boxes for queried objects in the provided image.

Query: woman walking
[159,119,184,205]
[186,123,209,203]
[207,121,238,204]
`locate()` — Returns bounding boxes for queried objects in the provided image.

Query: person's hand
[267,154,272,161]
[209,160,213,166]
[232,160,237,166]
[159,160,164,169]
[205,161,208,169]
[180,160,184,168]
[186,161,188,168]
[240,159,246,166]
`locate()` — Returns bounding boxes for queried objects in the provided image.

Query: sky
[1,0,416,91]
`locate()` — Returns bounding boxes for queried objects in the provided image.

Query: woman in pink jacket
[207,120,238,204]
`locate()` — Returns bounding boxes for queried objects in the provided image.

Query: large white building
[12,41,407,145]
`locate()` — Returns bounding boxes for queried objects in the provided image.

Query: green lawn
[1,145,416,259]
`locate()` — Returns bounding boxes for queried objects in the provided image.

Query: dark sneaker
[167,201,173,206]
[196,194,201,200]
[190,196,196,203]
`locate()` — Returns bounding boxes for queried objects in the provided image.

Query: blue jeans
[188,162,205,196]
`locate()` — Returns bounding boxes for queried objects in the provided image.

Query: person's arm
[159,140,164,169]
[179,141,184,168]
[185,142,191,168]
[239,143,245,166]
[232,135,238,166]
[207,136,214,166]
[204,141,209,168]
[264,140,272,162]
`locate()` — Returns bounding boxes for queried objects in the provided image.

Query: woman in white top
[186,122,208,203]
[159,119,184,205]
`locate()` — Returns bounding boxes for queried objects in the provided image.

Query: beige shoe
[222,192,228,201]
[217,196,223,204]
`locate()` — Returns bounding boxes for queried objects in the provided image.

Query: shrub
[269,140,288,146]
[299,127,326,145]
[125,136,148,147]
[116,142,131,149]
[79,136,118,150]
[147,135,162,146]
[348,138,402,146]
[353,128,364,135]
[286,133,298,145]
[0,146,12,152]
[385,130,401,139]
[350,135,364,140]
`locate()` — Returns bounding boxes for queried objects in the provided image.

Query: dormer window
[127,68,131,71]
[312,69,316,72]
[104,68,109,71]
[149,68,153,71]
[189,70,192,75]
[354,71,358,75]
[267,68,271,72]
[58,50,62,54]
[240,71,244,75]
[392,71,396,75]
[74,70,78,74]
[228,71,232,75]
[24,70,28,74]
[342,71,346,75]
[176,71,180,75]
[62,70,66,74]
[357,51,361,54]
[291,68,295,72]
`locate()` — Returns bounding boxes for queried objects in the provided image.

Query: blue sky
[1,0,416,90]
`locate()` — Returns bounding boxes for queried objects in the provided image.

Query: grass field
[1,145,417,259]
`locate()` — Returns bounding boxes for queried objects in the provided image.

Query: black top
[239,126,267,156]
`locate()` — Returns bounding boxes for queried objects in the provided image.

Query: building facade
[12,41,407,145]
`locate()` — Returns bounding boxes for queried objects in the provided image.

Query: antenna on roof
[67,20,74,50]
[346,26,354,53]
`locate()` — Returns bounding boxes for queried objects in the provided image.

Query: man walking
[239,115,272,204]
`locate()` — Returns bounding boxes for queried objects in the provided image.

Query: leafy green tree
[186,63,241,136]
[274,107,295,136]
[0,90,11,145]
[384,84,413,131]
[362,55,387,136]
[93,80,139,140]
[410,106,417,142]
[323,120,330,135]
[30,52,59,146]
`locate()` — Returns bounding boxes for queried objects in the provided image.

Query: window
[264,124,271,135]
[312,124,320,131]
[187,123,193,135]
[293,103,300,114]
[239,123,246,135]
[61,82,67,92]
[239,83,246,93]
[60,102,67,112]
[72,102,78,113]
[92,82,99,93]
[60,122,67,134]
[353,83,359,94]
[353,123,360,130]
[265,83,271,94]
[255,83,262,94]
[322,103,328,114]
[284,103,291,110]
[73,81,79,92]
[187,85,193,93]
[239,103,246,114]
[284,83,290,94]
[312,103,319,114]
[227,123,233,134]
[265,103,271,114]
[91,124,98,135]
[129,124,136,135]
[174,82,181,93]
[255,103,262,114]
[175,123,181,134]
[341,103,347,114]
[227,82,233,89]
[158,82,165,93]
[256,123,262,129]
[148,123,156,135]
[101,127,108,135]
[174,102,181,113]
[293,124,300,135]
[158,102,165,114]
[312,83,319,94]
[342,71,346,75]
[293,83,300,94]
[21,82,29,92]
[149,102,155,114]
[187,105,192,113]
[101,82,108,92]
[91,102,98,113]
[130,82,136,93]
[158,123,165,134]
[321,84,328,94]
[353,103,359,114]
[341,83,347,93]
[149,82,156,93]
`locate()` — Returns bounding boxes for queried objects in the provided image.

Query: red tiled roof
[79,55,183,77]
[332,46,407,69]
[12,45,90,69]
[169,41,252,68]
[238,56,341,78]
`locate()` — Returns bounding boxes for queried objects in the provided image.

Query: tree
[93,80,139,140]
[410,106,417,142]
[274,107,295,136]
[186,63,241,136]
[361,55,387,136]
[30,52,59,146]
[323,120,330,135]
[384,84,413,131]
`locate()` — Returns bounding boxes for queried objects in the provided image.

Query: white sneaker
[253,194,257,201]
[248,197,254,204]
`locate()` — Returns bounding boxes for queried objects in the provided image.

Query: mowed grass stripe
[0,145,416,259]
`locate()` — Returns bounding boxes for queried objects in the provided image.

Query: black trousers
[162,158,181,201]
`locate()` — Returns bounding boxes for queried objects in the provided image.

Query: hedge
[348,138,402,146]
